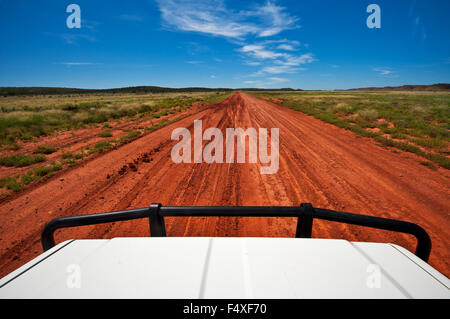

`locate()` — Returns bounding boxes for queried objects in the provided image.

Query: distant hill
[348,83,450,92]
[0,86,229,96]
[0,86,297,96]
[3,84,446,96]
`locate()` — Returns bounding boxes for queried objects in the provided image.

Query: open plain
[0,91,448,278]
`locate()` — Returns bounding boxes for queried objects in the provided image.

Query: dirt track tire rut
[0,92,448,277]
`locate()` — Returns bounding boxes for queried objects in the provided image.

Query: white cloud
[277,44,295,51]
[156,1,315,78]
[259,65,303,74]
[239,40,315,75]
[186,60,204,64]
[248,51,314,75]
[245,61,261,66]
[81,20,100,31]
[249,1,299,37]
[268,77,288,82]
[411,11,427,41]
[57,62,96,66]
[240,44,284,59]
[373,67,394,76]
[243,77,289,88]
[278,53,315,66]
[243,79,267,88]
[240,44,263,53]
[156,0,298,39]
[49,33,96,44]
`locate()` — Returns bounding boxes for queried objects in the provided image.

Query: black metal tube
[296,203,314,238]
[159,206,302,217]
[41,207,150,251]
[41,204,432,262]
[313,208,432,261]
[149,203,166,237]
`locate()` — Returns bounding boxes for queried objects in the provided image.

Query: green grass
[89,140,114,154]
[4,178,23,192]
[119,131,141,143]
[0,176,15,188]
[249,91,450,169]
[33,144,58,154]
[356,109,379,122]
[0,154,45,167]
[0,91,230,146]
[98,130,113,138]
[20,173,33,185]
[52,163,63,171]
[420,161,438,170]
[0,92,233,197]
[61,151,74,159]
[73,151,86,159]
[0,162,66,194]
[33,166,54,177]
[152,111,167,118]
[61,158,76,166]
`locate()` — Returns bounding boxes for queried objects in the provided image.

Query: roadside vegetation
[0,154,45,167]
[250,91,450,169]
[33,144,58,154]
[0,162,62,193]
[0,92,228,147]
[0,91,230,199]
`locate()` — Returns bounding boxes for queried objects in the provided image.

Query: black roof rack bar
[41,203,432,262]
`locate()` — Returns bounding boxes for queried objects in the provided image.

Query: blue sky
[0,0,449,90]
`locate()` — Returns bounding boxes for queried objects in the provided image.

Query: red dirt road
[0,92,449,278]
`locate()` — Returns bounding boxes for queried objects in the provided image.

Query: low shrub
[99,131,113,138]
[0,154,45,167]
[33,144,58,154]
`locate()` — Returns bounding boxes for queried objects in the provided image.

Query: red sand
[0,92,448,277]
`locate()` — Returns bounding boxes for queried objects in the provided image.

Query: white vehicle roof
[0,237,448,299]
